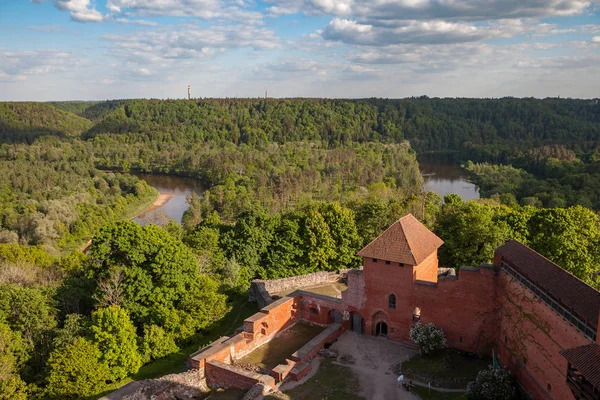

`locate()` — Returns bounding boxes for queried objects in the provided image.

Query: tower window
[385,260,391,265]
[388,294,396,309]
[413,307,421,321]
[373,258,378,263]
[547,383,552,391]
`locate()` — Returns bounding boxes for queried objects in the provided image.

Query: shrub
[140,324,179,363]
[467,365,515,400]
[409,322,448,355]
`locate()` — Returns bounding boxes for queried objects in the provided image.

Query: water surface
[132,173,203,224]
[417,153,480,201]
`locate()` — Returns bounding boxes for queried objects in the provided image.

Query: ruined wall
[497,273,593,400]
[205,361,275,390]
[249,269,356,308]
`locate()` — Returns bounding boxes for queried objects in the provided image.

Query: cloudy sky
[0,0,599,100]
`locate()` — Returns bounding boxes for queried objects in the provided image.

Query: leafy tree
[91,306,142,382]
[466,365,515,400]
[0,323,28,400]
[436,202,511,268]
[53,314,89,350]
[46,337,108,399]
[301,206,336,272]
[316,202,361,269]
[87,221,227,339]
[140,324,179,363]
[527,206,600,289]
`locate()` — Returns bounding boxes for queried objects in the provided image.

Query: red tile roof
[560,343,600,389]
[357,214,444,265]
[495,240,600,328]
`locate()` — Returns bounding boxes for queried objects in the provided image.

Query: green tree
[91,306,142,382]
[317,202,361,269]
[46,337,108,399]
[87,221,227,340]
[436,202,511,268]
[0,323,28,400]
[527,206,600,289]
[140,324,179,363]
[301,206,336,272]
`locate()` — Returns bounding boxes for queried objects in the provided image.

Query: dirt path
[330,333,419,400]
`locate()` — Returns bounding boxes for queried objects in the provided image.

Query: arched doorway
[371,311,389,337]
[351,313,363,334]
[375,321,388,337]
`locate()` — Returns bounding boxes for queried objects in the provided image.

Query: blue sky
[0,0,599,100]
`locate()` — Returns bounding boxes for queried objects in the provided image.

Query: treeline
[435,195,600,290]
[0,102,92,144]
[0,139,157,252]
[79,98,600,157]
[465,144,600,209]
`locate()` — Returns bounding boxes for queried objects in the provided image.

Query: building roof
[357,214,444,265]
[495,240,600,328]
[560,343,600,389]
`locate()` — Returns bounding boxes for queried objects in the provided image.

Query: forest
[1,97,600,399]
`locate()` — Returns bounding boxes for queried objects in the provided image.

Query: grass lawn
[411,386,466,400]
[401,349,490,389]
[264,359,365,400]
[238,322,324,369]
[90,294,259,399]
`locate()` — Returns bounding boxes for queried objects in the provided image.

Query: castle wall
[497,273,592,400]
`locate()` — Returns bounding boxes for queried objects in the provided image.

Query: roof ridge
[398,215,417,265]
[505,239,600,295]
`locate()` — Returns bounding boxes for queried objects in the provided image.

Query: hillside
[0,102,92,143]
[85,98,600,160]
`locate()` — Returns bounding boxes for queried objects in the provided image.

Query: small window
[413,307,421,321]
[388,294,396,309]
[310,307,318,315]
[373,258,378,263]
[523,357,527,365]
[547,383,551,391]
[385,260,391,265]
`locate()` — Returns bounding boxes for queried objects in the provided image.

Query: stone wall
[249,268,357,308]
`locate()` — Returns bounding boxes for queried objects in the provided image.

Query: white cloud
[32,0,103,22]
[0,50,86,81]
[592,36,600,43]
[105,0,264,24]
[322,18,486,45]
[267,0,592,22]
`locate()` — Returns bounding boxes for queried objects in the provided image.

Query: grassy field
[264,359,365,400]
[401,349,490,389]
[238,322,324,369]
[91,294,259,399]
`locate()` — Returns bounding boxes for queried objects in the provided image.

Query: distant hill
[49,99,132,121]
[84,97,600,160]
[0,102,93,143]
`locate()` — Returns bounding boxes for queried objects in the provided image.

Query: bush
[140,324,179,363]
[466,365,515,400]
[409,322,448,355]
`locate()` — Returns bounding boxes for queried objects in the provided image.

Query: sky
[0,0,599,100]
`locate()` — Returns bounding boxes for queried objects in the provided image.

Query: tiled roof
[357,214,444,265]
[495,240,600,328]
[560,343,600,389]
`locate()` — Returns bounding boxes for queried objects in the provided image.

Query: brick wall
[497,274,592,400]
[205,360,275,390]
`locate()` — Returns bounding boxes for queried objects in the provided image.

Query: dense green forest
[1,97,600,399]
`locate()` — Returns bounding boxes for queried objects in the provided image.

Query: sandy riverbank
[139,193,175,214]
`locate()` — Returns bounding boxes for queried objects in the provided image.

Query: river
[131,155,478,224]
[417,153,480,201]
[131,173,203,224]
